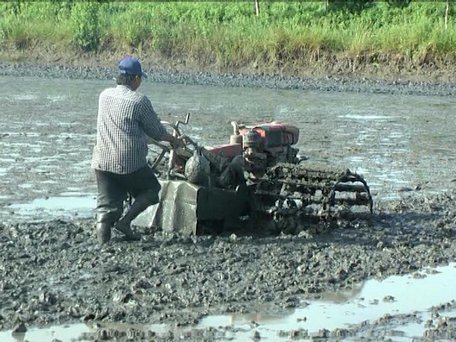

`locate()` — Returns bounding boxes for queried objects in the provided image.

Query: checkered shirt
[91,85,167,174]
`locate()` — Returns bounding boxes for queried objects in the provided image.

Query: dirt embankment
[2,46,456,99]
[3,43,456,86]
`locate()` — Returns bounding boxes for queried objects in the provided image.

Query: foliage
[1,1,455,66]
[70,2,100,51]
[327,0,375,12]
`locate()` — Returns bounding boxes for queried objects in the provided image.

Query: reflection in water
[317,282,364,304]
[2,264,453,341]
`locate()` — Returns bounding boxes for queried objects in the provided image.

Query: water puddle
[7,194,96,222]
[1,263,454,341]
[11,93,39,101]
[198,263,456,338]
[340,114,391,121]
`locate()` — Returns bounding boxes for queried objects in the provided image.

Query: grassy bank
[1,1,456,80]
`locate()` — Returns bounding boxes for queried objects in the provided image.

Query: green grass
[1,1,455,69]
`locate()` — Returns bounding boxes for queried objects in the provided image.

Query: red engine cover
[239,121,299,147]
[205,143,243,158]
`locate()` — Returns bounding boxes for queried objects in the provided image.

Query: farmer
[91,56,180,244]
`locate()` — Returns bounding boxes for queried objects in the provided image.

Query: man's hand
[161,132,184,149]
[170,136,184,149]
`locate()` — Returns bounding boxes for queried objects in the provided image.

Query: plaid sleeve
[137,96,167,140]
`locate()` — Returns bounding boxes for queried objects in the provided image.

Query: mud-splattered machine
[134,114,373,235]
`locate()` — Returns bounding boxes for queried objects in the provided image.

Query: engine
[231,121,300,177]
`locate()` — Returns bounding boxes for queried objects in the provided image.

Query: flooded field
[1,74,456,341]
[2,75,456,221]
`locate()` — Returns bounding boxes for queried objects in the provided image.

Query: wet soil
[1,192,456,340]
[1,60,456,340]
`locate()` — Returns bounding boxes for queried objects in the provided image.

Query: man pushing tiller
[91,56,181,244]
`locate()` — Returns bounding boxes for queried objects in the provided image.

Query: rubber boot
[115,192,155,241]
[114,220,141,241]
[96,211,120,245]
[96,222,112,244]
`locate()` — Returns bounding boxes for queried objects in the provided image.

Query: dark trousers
[95,166,161,224]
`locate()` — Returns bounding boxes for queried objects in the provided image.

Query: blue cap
[118,56,147,78]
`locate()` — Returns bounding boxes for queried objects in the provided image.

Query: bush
[70,2,100,51]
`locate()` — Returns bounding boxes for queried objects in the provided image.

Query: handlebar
[148,113,196,178]
[160,112,191,139]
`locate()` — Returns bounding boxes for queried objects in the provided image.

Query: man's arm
[138,97,182,148]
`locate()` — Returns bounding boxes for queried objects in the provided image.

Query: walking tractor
[133,114,373,235]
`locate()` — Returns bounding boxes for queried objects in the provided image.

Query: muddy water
[1,76,456,222]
